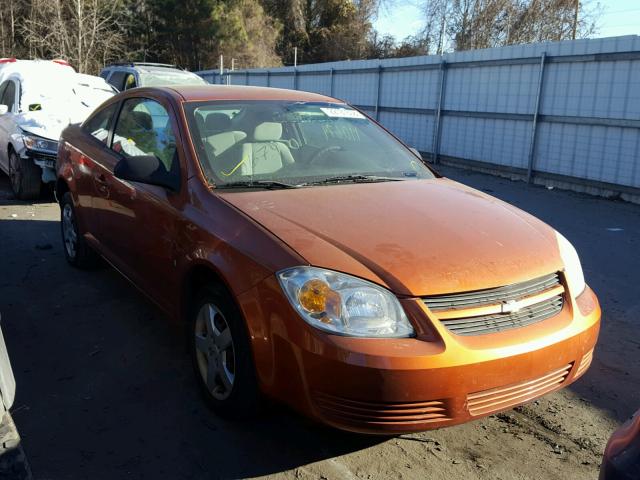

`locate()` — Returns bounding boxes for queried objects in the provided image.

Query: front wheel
[190,285,262,419]
[8,150,41,200]
[60,192,101,269]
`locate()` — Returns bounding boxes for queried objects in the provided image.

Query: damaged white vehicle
[0,59,116,199]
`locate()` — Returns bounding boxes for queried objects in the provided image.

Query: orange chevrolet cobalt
[55,85,600,434]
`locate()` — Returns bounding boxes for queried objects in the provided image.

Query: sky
[374,0,640,42]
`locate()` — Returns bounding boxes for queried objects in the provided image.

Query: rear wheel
[190,285,261,419]
[60,192,101,269]
[8,150,41,200]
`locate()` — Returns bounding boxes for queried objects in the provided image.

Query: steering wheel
[308,145,342,165]
[287,138,301,150]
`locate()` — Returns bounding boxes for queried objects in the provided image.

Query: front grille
[441,295,563,336]
[424,272,561,311]
[314,392,450,425]
[423,272,564,336]
[467,363,572,416]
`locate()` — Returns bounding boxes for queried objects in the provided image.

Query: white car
[0,59,116,199]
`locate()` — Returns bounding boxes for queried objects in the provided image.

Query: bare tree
[0,0,30,58]
[419,0,601,53]
[21,0,125,74]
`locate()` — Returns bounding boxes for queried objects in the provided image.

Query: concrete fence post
[375,65,383,121]
[329,68,334,97]
[432,60,447,164]
[527,52,547,183]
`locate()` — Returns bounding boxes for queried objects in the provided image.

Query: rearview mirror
[114,155,179,192]
[0,105,8,115]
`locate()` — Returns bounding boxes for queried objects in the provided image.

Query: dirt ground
[0,165,639,480]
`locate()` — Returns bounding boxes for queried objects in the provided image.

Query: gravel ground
[0,166,638,480]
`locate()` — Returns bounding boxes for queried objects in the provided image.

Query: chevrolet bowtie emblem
[502,299,523,314]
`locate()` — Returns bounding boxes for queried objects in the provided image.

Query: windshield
[139,71,207,87]
[184,100,434,187]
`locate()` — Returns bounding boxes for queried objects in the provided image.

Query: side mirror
[114,155,179,192]
[0,105,8,115]
[409,147,421,159]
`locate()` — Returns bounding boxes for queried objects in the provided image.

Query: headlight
[277,267,414,338]
[555,231,586,297]
[22,134,58,153]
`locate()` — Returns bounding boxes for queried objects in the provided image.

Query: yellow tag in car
[29,104,42,111]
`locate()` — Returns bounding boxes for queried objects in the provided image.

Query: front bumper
[238,278,601,434]
[25,150,57,183]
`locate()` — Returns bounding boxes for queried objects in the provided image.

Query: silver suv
[100,62,207,91]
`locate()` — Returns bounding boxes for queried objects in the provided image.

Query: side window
[99,70,109,80]
[82,103,119,144]
[112,98,178,176]
[0,81,16,112]
[124,74,137,90]
[107,71,126,91]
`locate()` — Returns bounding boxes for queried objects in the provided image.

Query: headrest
[131,111,152,131]
[254,122,282,141]
[195,112,205,131]
[205,113,231,132]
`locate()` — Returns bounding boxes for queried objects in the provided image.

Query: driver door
[96,96,184,313]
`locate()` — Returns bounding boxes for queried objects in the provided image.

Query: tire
[8,149,41,200]
[60,191,101,269]
[190,284,262,419]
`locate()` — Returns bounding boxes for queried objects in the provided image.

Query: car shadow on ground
[0,175,55,206]
[0,216,385,479]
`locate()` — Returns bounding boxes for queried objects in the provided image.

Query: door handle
[95,174,109,195]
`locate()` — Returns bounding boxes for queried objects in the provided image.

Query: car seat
[204,113,246,157]
[237,122,294,176]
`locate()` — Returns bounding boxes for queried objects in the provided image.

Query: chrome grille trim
[423,272,564,336]
[441,294,563,336]
[424,272,560,311]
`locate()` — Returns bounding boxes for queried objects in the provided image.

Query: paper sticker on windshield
[320,107,365,119]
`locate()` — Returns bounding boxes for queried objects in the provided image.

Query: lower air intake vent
[467,363,572,416]
[314,392,450,425]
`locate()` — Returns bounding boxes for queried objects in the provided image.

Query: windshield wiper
[302,175,404,186]
[215,180,300,190]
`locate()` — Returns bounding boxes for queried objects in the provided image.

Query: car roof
[0,59,75,79]
[165,85,339,103]
[104,64,189,74]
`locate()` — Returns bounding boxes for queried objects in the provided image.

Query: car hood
[16,108,94,141]
[218,178,564,296]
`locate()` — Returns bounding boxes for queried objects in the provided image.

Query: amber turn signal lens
[299,279,330,313]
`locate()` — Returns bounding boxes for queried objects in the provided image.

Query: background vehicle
[0,58,115,199]
[55,85,600,434]
[0,315,31,479]
[600,408,640,480]
[100,62,206,91]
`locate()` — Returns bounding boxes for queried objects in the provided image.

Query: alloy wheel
[194,303,236,400]
[62,203,78,259]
